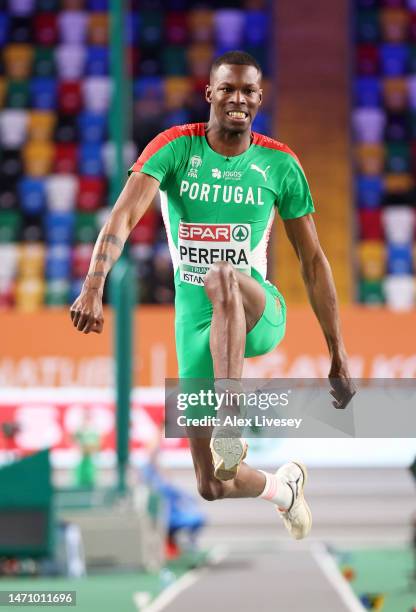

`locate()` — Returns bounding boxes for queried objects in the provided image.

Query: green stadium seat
[33,47,55,78]
[0,210,22,243]
[6,80,30,108]
[385,141,411,173]
[45,279,70,306]
[356,10,380,43]
[359,279,385,304]
[75,211,99,243]
[162,46,188,76]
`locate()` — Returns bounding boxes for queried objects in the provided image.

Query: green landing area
[338,547,416,611]
[0,550,209,612]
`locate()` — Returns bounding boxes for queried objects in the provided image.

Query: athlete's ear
[205,84,212,104]
[258,88,263,106]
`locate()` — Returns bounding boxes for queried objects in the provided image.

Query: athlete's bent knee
[197,478,225,501]
[204,261,237,302]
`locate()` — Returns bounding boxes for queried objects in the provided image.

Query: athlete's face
[206,64,263,133]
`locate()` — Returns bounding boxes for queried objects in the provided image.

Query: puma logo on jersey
[250,164,270,181]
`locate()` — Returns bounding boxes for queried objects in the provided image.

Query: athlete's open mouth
[226,111,248,119]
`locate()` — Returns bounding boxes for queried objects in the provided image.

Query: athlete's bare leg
[189,261,273,500]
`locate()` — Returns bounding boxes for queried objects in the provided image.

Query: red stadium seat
[34,13,58,46]
[356,44,379,76]
[358,210,383,240]
[72,243,94,278]
[58,80,83,115]
[77,176,105,211]
[54,143,78,174]
[166,12,189,45]
[129,207,158,244]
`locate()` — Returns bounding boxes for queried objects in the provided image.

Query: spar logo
[188,155,203,178]
[179,223,231,242]
[232,225,249,241]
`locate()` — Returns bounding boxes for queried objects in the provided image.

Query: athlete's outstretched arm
[70,171,160,334]
[283,214,356,408]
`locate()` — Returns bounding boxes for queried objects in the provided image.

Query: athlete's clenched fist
[70,289,104,334]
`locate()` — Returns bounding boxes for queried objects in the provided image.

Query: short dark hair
[210,50,262,79]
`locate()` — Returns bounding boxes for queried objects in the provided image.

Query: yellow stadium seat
[15,278,45,312]
[358,240,385,280]
[3,44,33,79]
[188,9,213,43]
[27,111,57,141]
[383,77,408,112]
[356,143,385,175]
[0,77,6,109]
[380,8,409,43]
[187,43,214,78]
[22,141,55,177]
[164,77,193,110]
[88,13,109,46]
[18,243,45,280]
[384,172,414,193]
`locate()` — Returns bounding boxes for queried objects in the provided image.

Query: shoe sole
[211,437,248,481]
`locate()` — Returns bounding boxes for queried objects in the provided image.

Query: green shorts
[175,281,286,379]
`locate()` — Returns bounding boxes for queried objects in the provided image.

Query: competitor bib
[178,221,251,286]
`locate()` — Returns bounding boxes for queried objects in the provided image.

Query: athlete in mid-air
[70,51,355,540]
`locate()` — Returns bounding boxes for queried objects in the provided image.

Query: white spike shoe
[276,461,312,540]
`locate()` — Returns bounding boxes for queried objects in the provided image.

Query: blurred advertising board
[0,306,416,387]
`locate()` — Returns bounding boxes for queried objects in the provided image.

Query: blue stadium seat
[380,43,409,76]
[355,76,381,106]
[162,109,190,129]
[18,177,46,216]
[125,12,139,45]
[44,211,74,244]
[134,76,164,99]
[70,278,83,302]
[85,46,109,75]
[87,0,109,10]
[0,13,9,46]
[78,111,106,143]
[387,242,413,275]
[252,112,270,134]
[357,175,384,208]
[79,142,104,176]
[244,11,267,46]
[45,244,71,280]
[30,77,57,110]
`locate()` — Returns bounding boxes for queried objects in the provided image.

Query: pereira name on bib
[178,222,251,286]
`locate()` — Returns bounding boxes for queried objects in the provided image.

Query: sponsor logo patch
[178,222,251,286]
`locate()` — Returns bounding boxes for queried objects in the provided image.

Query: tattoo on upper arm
[95,254,115,265]
[101,234,123,250]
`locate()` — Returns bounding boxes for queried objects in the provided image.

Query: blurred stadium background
[0,0,415,610]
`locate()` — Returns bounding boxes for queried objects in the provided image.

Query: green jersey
[130,123,314,319]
